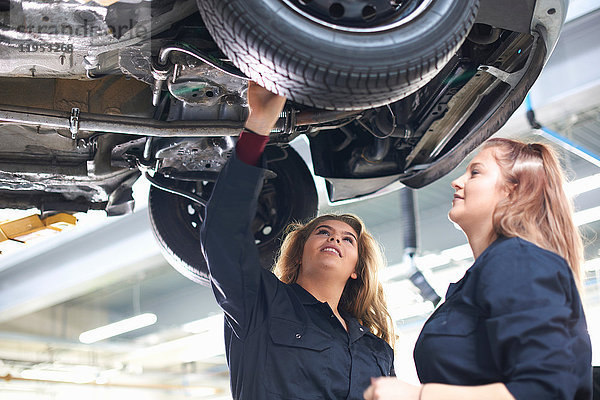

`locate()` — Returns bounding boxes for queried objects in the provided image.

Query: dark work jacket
[414,236,592,400]
[200,152,394,400]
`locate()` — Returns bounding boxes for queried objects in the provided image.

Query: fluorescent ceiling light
[21,366,97,384]
[573,205,600,227]
[180,331,225,363]
[122,329,226,364]
[182,314,223,334]
[566,173,600,197]
[79,313,157,344]
[584,257,600,273]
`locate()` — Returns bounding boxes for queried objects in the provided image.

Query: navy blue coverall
[414,236,592,399]
[200,152,394,400]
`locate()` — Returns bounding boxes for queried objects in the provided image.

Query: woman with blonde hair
[364,138,592,400]
[274,214,394,345]
[201,82,395,400]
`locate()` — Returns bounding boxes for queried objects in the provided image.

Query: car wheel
[197,0,479,110]
[148,146,318,285]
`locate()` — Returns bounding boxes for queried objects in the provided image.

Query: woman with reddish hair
[364,138,592,400]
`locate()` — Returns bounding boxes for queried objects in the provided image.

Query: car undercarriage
[0,0,567,282]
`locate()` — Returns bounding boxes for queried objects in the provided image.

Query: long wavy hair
[482,138,583,285]
[273,214,395,347]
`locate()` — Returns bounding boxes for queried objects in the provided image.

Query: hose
[145,172,207,207]
[158,43,248,80]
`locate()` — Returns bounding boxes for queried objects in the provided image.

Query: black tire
[196,0,479,110]
[148,146,318,285]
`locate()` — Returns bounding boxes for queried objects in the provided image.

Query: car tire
[148,146,318,285]
[196,0,479,110]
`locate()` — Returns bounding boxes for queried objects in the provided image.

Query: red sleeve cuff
[235,129,270,166]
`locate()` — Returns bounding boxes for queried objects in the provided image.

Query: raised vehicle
[0,0,568,283]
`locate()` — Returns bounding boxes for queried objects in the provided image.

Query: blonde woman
[364,138,592,400]
[201,82,395,400]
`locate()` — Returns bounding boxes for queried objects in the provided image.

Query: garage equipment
[0,213,77,250]
[400,187,442,306]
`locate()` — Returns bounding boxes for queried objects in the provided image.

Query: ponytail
[483,139,583,286]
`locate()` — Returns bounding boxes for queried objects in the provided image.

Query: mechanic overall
[364,139,593,400]
[200,82,395,400]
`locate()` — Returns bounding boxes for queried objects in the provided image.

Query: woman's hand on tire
[244,81,286,136]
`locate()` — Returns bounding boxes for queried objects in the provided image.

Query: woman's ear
[350,271,357,280]
[503,182,517,200]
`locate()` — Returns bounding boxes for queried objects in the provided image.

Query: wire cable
[158,43,248,80]
[144,172,207,207]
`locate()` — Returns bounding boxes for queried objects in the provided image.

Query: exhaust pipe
[0,104,243,137]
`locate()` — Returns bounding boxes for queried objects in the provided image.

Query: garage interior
[1,2,600,399]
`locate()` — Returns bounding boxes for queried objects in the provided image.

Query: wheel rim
[280,0,435,32]
[251,179,291,246]
[171,179,290,249]
[173,182,208,238]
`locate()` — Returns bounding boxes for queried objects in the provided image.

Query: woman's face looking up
[300,220,359,283]
[449,147,510,234]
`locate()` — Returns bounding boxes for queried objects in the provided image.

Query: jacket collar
[290,283,368,342]
[290,283,322,305]
[343,311,369,343]
[446,236,510,299]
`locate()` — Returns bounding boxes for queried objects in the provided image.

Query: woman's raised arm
[200,82,286,339]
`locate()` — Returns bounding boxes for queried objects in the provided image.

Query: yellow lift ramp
[0,213,77,251]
